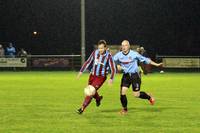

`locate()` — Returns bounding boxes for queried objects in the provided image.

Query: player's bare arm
[150,60,163,67]
[76,72,82,79]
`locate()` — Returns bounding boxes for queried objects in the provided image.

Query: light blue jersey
[113,50,150,74]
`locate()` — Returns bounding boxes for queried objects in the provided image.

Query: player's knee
[84,85,96,96]
[121,87,128,95]
[133,91,140,98]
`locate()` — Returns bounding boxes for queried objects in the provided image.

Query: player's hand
[108,79,113,86]
[117,65,122,71]
[76,72,82,80]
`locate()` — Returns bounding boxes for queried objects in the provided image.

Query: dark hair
[97,40,107,47]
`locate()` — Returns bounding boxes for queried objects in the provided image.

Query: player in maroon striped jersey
[76,40,116,114]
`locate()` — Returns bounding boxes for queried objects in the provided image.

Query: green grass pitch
[0,71,200,133]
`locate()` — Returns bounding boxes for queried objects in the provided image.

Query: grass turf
[0,71,200,133]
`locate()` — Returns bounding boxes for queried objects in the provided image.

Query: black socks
[139,91,151,100]
[120,95,127,110]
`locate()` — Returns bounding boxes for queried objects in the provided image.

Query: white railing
[156,55,200,68]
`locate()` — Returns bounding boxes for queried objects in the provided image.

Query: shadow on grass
[101,106,186,113]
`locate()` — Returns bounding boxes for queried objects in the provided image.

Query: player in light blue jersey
[114,40,163,114]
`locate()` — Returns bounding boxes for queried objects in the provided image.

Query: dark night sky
[0,0,199,57]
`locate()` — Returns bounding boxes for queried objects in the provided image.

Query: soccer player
[76,40,116,114]
[113,40,163,114]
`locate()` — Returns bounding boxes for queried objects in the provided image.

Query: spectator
[0,44,5,57]
[136,47,141,53]
[6,43,16,57]
[140,47,148,57]
[17,48,28,57]
[136,46,151,74]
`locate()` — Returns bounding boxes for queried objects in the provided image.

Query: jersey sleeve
[108,54,116,80]
[136,53,151,64]
[113,52,121,65]
[80,50,95,72]
[113,52,120,61]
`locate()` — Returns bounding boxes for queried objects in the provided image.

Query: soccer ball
[84,85,96,96]
[160,70,164,73]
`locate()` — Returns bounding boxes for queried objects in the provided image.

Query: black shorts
[120,73,141,92]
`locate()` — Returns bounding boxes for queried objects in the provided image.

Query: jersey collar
[122,50,130,56]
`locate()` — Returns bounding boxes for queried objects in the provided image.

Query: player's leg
[93,91,100,101]
[120,74,131,114]
[133,91,155,105]
[133,90,150,100]
[132,73,155,105]
[120,86,129,114]
[93,92,103,107]
[92,76,106,107]
[77,85,96,114]
[77,74,95,114]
